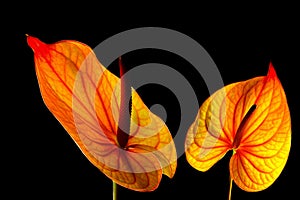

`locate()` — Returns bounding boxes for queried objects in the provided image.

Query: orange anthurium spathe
[27,35,177,192]
[185,63,291,197]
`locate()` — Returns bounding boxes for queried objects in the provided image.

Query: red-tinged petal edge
[27,35,177,192]
[185,62,291,193]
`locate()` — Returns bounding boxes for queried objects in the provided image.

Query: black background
[6,5,299,200]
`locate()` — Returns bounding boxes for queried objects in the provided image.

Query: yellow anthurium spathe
[185,63,291,198]
[27,35,177,192]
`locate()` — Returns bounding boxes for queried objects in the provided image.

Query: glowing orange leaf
[27,35,177,191]
[185,63,291,193]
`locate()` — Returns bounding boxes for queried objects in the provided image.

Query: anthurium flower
[185,63,291,195]
[27,35,177,192]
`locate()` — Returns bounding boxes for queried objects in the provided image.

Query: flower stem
[113,181,117,200]
[228,176,233,200]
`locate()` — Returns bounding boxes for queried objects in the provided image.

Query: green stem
[228,150,236,200]
[113,181,117,200]
[228,177,233,200]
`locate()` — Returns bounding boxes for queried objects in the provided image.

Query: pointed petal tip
[26,35,38,48]
[267,62,277,79]
[26,35,48,54]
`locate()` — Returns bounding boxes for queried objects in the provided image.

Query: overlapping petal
[27,35,177,191]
